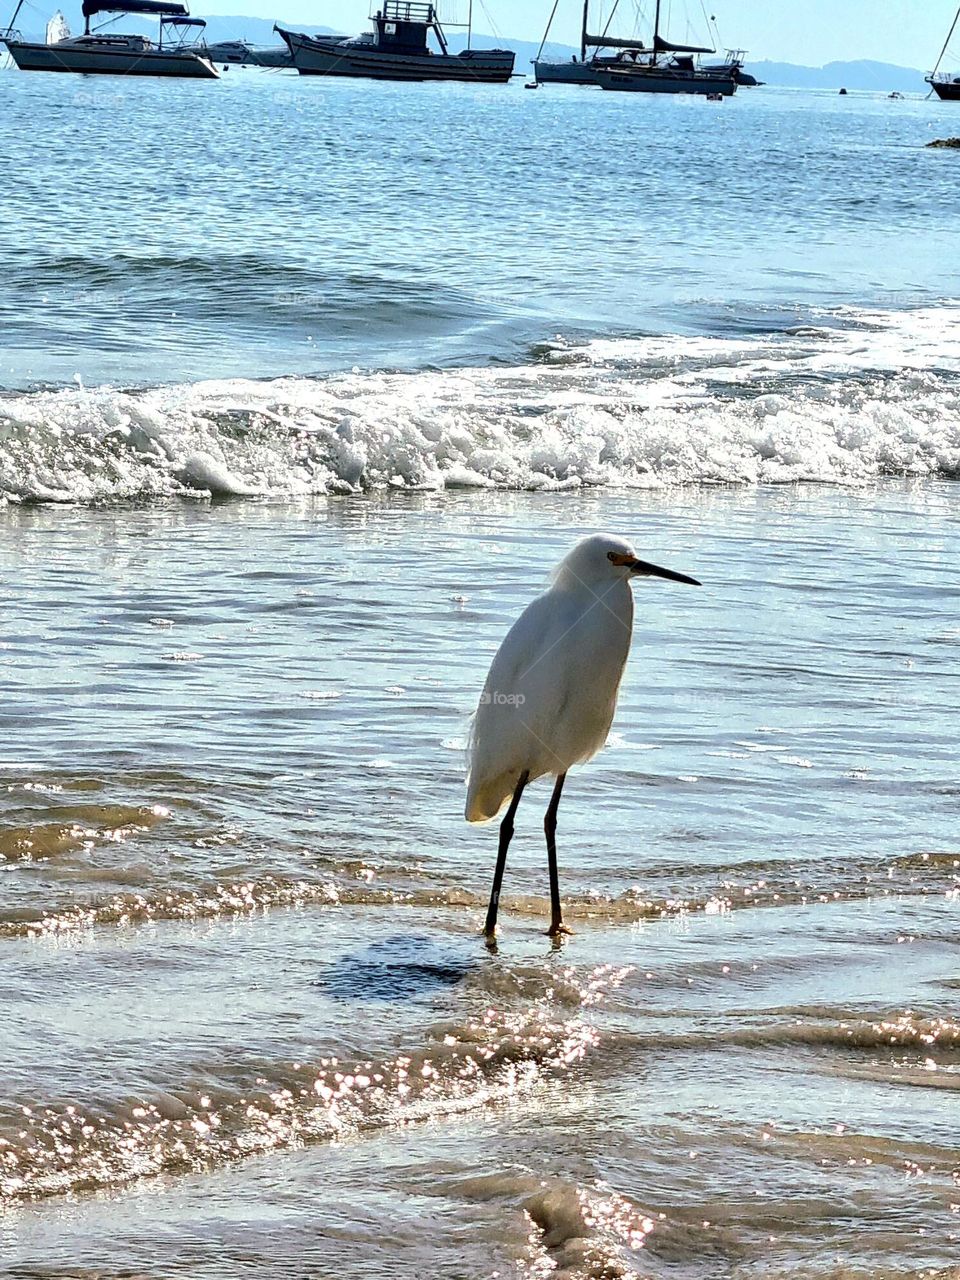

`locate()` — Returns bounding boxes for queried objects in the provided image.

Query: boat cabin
[370,1,448,55]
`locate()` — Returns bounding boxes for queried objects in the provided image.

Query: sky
[199,0,955,67]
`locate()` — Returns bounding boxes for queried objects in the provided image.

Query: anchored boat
[927,5,960,100]
[275,1,515,83]
[533,0,737,95]
[701,51,761,87]
[596,58,736,95]
[201,39,292,67]
[0,0,219,77]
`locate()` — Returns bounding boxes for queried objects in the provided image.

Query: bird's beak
[628,557,701,587]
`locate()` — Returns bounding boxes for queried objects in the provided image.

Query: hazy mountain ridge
[11,6,337,43]
[751,58,931,91]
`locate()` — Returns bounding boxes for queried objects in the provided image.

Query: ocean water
[1,67,960,1279]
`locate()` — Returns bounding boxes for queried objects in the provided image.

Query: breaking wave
[2,305,959,502]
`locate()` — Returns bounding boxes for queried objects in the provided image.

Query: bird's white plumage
[465,534,637,822]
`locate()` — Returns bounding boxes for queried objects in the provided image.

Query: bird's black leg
[483,770,529,940]
[545,772,568,936]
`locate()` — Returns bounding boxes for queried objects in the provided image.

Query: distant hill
[752,59,928,92]
[195,14,336,44]
[13,5,337,43]
[445,33,577,66]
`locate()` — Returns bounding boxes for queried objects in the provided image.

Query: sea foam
[1,306,958,503]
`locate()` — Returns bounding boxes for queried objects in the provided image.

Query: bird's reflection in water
[315,934,478,1003]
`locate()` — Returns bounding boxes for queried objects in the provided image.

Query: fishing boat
[0,0,219,77]
[533,0,737,95]
[275,1,514,82]
[927,5,960,99]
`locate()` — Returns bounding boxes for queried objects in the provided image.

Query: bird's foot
[482,926,499,953]
[547,920,573,939]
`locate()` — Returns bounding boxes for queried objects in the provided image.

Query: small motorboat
[200,38,292,67]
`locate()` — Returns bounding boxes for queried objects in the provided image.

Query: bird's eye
[606,551,617,562]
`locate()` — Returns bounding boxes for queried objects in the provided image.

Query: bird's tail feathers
[464,766,515,824]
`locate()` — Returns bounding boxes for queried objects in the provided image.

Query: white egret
[465,534,700,939]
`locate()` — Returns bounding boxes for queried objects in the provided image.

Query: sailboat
[0,0,219,76]
[533,0,737,95]
[927,5,960,99]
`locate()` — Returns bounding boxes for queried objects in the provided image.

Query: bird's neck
[558,576,633,618]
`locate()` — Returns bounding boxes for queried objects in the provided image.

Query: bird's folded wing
[466,594,579,820]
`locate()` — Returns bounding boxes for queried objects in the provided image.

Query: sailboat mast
[580,0,588,61]
[5,0,26,32]
[534,0,560,62]
[932,4,960,75]
[653,0,661,49]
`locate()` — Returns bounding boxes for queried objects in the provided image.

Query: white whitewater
[1,306,958,502]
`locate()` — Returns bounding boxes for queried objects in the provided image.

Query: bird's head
[555,534,701,589]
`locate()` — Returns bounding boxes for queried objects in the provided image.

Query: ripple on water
[0,996,604,1204]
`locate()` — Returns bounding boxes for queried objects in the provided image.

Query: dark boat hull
[276,27,514,82]
[929,76,960,100]
[534,57,615,84]
[597,66,737,95]
[535,57,741,92]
